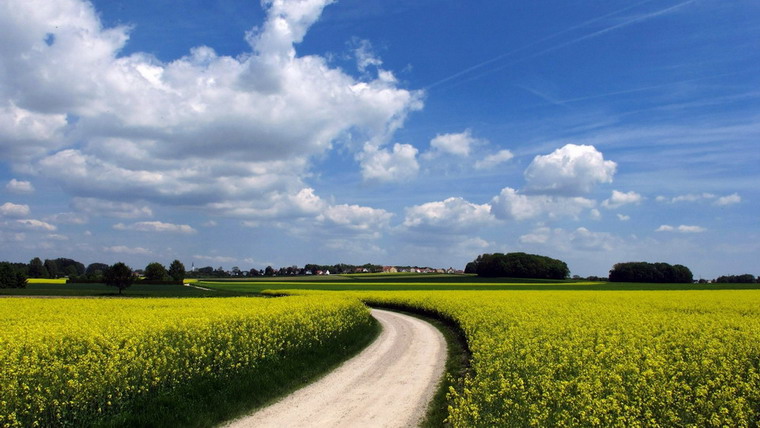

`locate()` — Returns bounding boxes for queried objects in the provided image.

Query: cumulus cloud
[6,179,34,194]
[490,187,596,221]
[358,143,419,182]
[475,149,514,169]
[423,129,482,159]
[656,224,707,233]
[403,197,494,232]
[602,190,643,209]
[1,0,422,208]
[714,193,741,206]
[0,202,31,217]
[617,213,630,221]
[206,187,327,219]
[524,144,616,195]
[72,197,153,219]
[316,204,393,238]
[113,221,196,234]
[519,226,620,252]
[13,219,57,231]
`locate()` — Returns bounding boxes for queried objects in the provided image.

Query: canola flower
[0,296,372,427]
[291,289,760,427]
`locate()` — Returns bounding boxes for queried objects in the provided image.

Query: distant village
[186,263,464,278]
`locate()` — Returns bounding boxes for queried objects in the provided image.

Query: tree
[264,265,274,276]
[44,259,59,278]
[144,262,168,281]
[168,260,186,283]
[85,263,109,279]
[0,262,27,288]
[104,262,135,294]
[28,257,48,278]
[464,261,478,274]
[54,258,85,276]
[466,253,570,279]
[609,262,693,283]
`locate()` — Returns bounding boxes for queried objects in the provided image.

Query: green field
[198,275,760,294]
[0,281,237,297]
[5,275,757,298]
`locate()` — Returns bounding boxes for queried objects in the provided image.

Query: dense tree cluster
[715,274,757,283]
[26,257,85,279]
[608,262,693,283]
[465,253,570,279]
[0,262,27,288]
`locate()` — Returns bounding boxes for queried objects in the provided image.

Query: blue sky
[1,0,758,278]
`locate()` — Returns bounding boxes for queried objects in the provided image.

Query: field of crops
[4,279,760,427]
[276,288,760,427]
[0,296,374,427]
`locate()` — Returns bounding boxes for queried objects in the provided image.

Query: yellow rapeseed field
[292,289,760,427]
[0,296,372,427]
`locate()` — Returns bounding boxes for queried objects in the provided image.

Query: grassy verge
[94,316,381,428]
[366,303,471,428]
[0,282,244,297]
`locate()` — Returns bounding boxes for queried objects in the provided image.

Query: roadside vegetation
[0,296,376,427]
[290,289,760,427]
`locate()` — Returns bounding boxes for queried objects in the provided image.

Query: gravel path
[223,308,447,428]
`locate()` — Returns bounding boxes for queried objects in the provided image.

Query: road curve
[223,309,447,428]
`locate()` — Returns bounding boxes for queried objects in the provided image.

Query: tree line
[186,263,385,278]
[463,253,738,284]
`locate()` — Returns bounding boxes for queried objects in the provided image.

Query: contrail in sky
[425,0,698,91]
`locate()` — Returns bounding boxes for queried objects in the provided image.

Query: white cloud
[0,202,31,217]
[519,227,551,244]
[519,226,620,252]
[316,204,393,237]
[205,187,327,219]
[193,255,239,264]
[656,224,707,233]
[677,225,707,233]
[72,197,153,219]
[359,143,419,182]
[617,213,630,221]
[490,187,596,221]
[424,129,482,159]
[0,103,67,161]
[657,193,714,203]
[103,245,152,255]
[353,39,383,73]
[45,233,69,241]
[113,221,196,234]
[524,144,616,195]
[14,219,56,231]
[44,212,89,225]
[5,179,35,194]
[1,0,422,208]
[657,192,741,207]
[403,197,494,232]
[602,190,643,209]
[714,193,741,206]
[475,149,514,169]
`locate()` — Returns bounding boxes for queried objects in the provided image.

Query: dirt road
[223,308,447,428]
